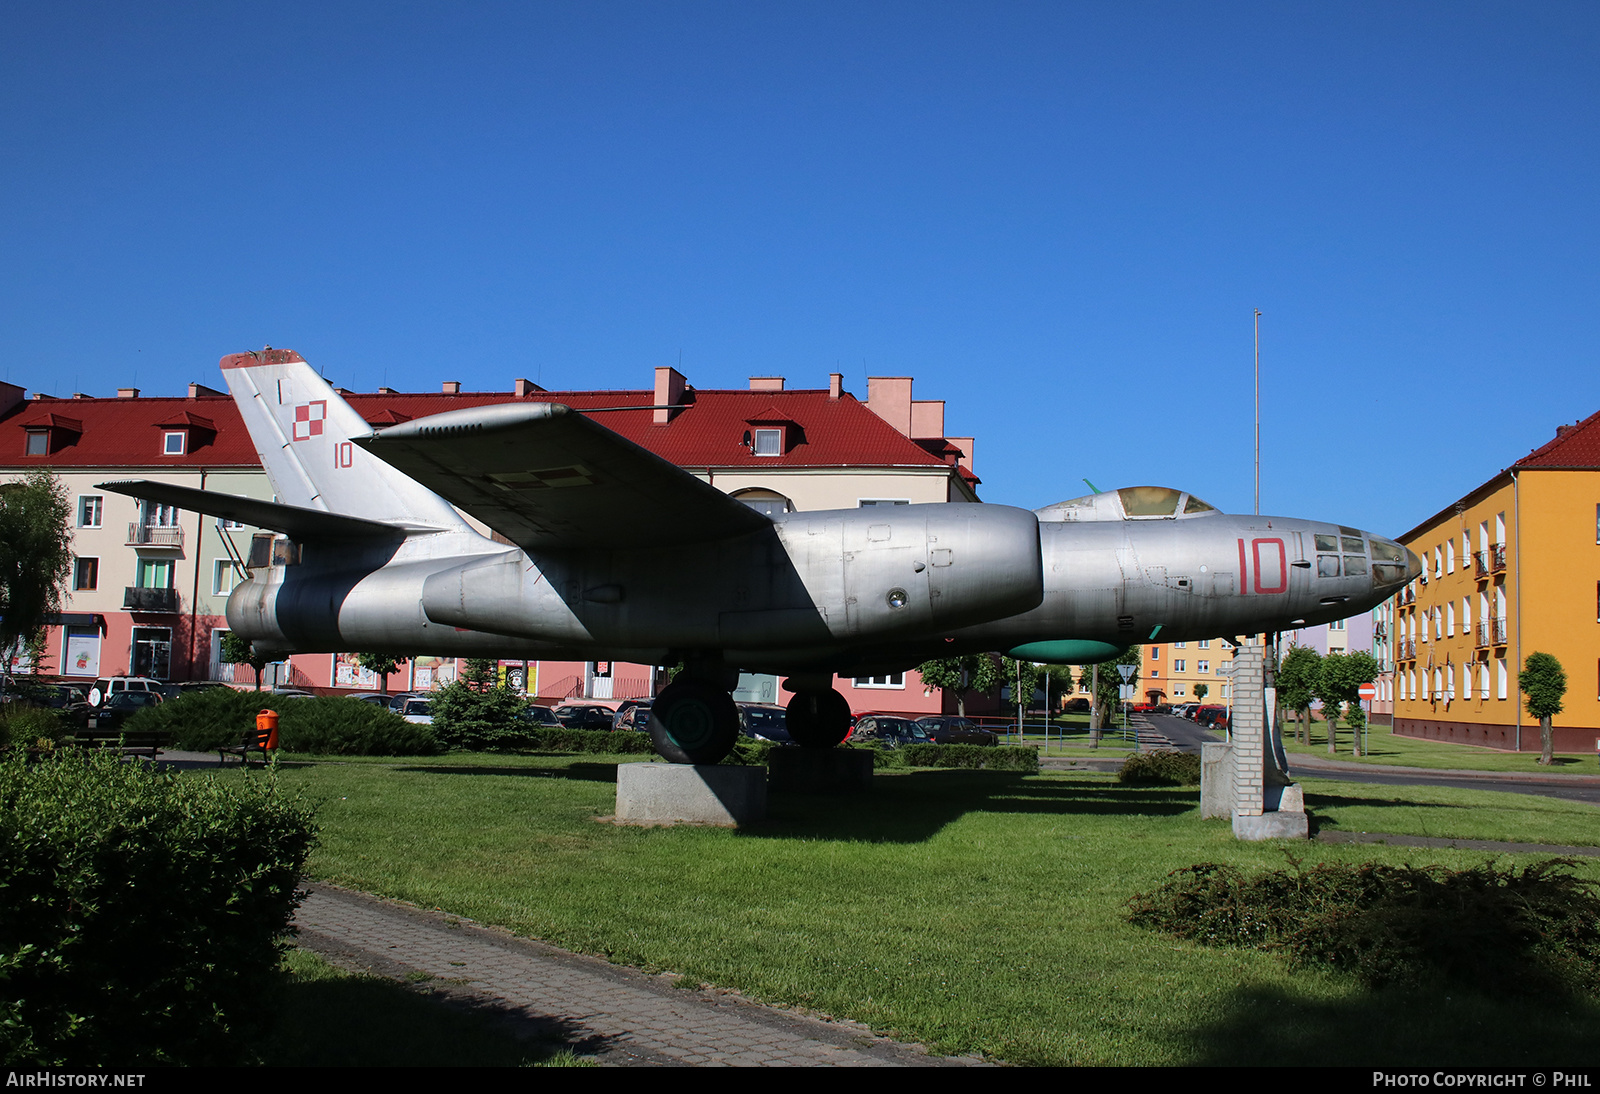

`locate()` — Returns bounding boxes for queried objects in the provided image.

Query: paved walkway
[293,883,988,1067]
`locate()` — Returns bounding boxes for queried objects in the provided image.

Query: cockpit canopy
[1033,486,1220,523]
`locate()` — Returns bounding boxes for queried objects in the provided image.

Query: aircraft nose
[1366,535,1417,589]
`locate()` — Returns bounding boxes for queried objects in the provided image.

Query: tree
[220,630,271,691]
[430,659,527,751]
[1077,647,1139,746]
[998,656,1042,726]
[1317,651,1379,757]
[915,654,1001,717]
[356,652,404,694]
[0,471,72,674]
[1276,645,1322,746]
[1519,652,1567,766]
[1193,682,1208,705]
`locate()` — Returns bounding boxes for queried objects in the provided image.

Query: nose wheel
[647,678,740,765]
[785,688,852,749]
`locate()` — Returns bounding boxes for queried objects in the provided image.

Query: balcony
[1492,617,1509,645]
[1400,585,1416,605]
[1475,622,1490,648]
[1491,543,1507,574]
[123,587,179,613]
[1473,551,1489,579]
[126,523,184,549]
[1399,639,1416,660]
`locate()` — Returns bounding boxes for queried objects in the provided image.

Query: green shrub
[898,743,1039,772]
[0,704,68,754]
[1128,858,1600,996]
[0,751,317,1065]
[125,690,440,756]
[429,682,528,751]
[524,727,655,754]
[1118,749,1201,786]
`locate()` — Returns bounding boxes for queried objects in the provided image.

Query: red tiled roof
[0,385,968,478]
[1513,407,1600,468]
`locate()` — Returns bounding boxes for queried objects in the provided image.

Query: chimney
[1556,423,1576,438]
[117,387,140,399]
[188,382,223,398]
[749,376,785,391]
[514,378,544,396]
[72,393,91,400]
[866,377,913,436]
[378,386,399,395]
[829,373,843,400]
[910,399,945,439]
[653,366,687,425]
[441,381,461,395]
[949,437,974,475]
[0,381,23,417]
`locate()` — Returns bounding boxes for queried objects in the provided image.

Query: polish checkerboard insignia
[292,401,328,442]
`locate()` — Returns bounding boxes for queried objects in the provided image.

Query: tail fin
[221,349,468,533]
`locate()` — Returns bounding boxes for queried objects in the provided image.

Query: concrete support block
[615,762,766,827]
[1233,809,1310,841]
[1200,742,1235,819]
[767,748,874,794]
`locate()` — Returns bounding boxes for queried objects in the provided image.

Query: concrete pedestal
[1214,644,1308,841]
[767,748,874,794]
[615,762,766,827]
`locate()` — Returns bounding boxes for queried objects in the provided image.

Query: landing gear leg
[784,688,851,749]
[648,678,740,765]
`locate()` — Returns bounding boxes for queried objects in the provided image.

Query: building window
[858,499,910,507]
[73,557,98,591]
[163,431,186,456]
[142,503,180,528]
[1197,660,1210,674]
[1173,641,1186,649]
[1497,659,1508,700]
[77,495,102,528]
[751,428,782,456]
[1149,669,1159,678]
[1198,639,1210,649]
[217,516,245,530]
[24,431,47,456]
[131,626,172,680]
[136,558,174,589]
[1173,684,1185,696]
[853,673,905,688]
[1151,648,1160,660]
[1174,659,1186,672]
[214,560,237,596]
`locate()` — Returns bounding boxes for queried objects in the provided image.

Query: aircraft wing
[98,480,405,541]
[355,402,773,550]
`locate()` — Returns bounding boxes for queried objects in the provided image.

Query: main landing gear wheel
[785,689,852,749]
[648,679,740,765]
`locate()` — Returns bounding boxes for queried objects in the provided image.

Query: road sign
[1116,664,1136,682]
[1358,682,1377,701]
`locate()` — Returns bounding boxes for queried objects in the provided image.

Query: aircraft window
[1341,536,1365,554]
[1314,534,1339,551]
[1371,540,1405,563]
[1182,494,1216,514]
[1374,563,1407,584]
[1318,555,1340,578]
[1344,556,1368,575]
[1118,486,1182,517]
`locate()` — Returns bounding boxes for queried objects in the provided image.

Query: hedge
[0,751,317,1065]
[124,689,440,756]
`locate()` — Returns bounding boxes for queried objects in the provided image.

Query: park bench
[72,727,166,762]
[219,726,276,767]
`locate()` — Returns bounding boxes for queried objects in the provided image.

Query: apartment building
[1392,410,1600,751]
[1,361,981,715]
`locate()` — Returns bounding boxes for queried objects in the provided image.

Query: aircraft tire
[647,679,739,765]
[785,689,851,749]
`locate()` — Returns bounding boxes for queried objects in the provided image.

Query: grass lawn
[246,751,1600,1066]
[1282,721,1600,774]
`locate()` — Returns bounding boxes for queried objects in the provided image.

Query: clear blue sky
[4,2,1597,538]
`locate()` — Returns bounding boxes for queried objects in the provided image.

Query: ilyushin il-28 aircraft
[102,349,1420,765]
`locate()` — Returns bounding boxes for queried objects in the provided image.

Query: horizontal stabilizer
[98,480,406,541]
[357,402,773,549]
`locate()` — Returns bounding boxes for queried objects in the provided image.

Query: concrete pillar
[1200,643,1308,840]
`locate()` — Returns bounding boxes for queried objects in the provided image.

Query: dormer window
[163,431,186,456]
[153,412,215,458]
[743,406,802,458]
[24,430,47,456]
[752,428,783,456]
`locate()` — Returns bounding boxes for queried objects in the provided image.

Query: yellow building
[1393,412,1600,751]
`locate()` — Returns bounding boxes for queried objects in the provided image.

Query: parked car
[93,690,163,730]
[1062,698,1090,714]
[847,714,932,749]
[13,682,92,729]
[521,704,561,727]
[914,715,998,746]
[736,702,792,744]
[613,702,653,732]
[399,697,434,724]
[554,703,617,730]
[85,676,162,708]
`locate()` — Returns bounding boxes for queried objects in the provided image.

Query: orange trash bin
[256,709,279,752]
